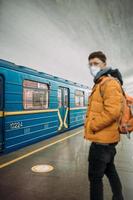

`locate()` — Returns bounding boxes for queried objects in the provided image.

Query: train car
[0,59,90,153]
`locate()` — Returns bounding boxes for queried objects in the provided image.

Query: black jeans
[88,142,124,200]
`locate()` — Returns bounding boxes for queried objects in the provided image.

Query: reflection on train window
[58,88,62,107]
[23,80,49,109]
[64,88,68,107]
[75,90,85,107]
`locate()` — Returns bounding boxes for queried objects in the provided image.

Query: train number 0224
[10,122,23,129]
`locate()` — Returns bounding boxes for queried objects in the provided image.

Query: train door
[58,87,69,131]
[0,76,4,152]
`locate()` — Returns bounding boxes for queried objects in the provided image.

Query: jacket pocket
[85,119,95,136]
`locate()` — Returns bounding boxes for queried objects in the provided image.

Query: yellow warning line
[0,130,82,169]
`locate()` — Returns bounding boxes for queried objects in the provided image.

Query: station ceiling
[0,0,132,94]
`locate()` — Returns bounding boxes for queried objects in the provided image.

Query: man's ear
[103,62,107,67]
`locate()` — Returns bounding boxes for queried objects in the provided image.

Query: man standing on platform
[84,51,124,200]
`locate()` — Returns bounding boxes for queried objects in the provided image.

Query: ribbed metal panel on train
[0,59,89,153]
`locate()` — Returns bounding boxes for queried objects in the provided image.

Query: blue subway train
[0,59,90,153]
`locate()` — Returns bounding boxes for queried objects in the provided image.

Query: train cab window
[23,80,49,110]
[75,90,85,107]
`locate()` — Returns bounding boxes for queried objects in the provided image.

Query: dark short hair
[88,51,107,63]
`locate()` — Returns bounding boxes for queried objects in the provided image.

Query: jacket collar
[94,67,111,83]
[93,67,123,85]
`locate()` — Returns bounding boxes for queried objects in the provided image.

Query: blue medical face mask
[89,65,101,77]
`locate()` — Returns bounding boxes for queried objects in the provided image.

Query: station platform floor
[0,127,133,200]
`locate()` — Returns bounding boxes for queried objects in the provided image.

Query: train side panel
[0,62,89,153]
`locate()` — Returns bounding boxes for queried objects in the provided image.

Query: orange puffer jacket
[84,76,124,144]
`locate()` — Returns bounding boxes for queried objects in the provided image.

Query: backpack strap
[99,76,114,97]
[99,75,125,97]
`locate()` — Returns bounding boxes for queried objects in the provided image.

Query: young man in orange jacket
[84,51,124,200]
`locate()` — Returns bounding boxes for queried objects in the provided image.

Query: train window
[85,90,91,106]
[75,90,85,107]
[23,80,49,110]
[64,88,68,107]
[58,88,62,107]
